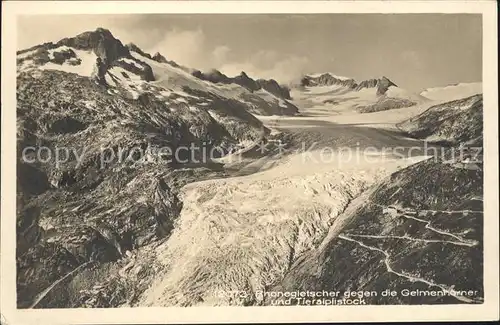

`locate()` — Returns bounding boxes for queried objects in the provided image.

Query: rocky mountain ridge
[192,69,292,100]
[300,72,398,96]
[17,28,298,116]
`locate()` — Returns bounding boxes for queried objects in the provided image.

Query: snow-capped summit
[17,28,298,116]
[301,72,357,88]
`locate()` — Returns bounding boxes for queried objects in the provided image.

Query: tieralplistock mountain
[16,28,483,308]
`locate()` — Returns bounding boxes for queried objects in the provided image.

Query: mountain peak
[57,28,129,62]
[301,72,357,88]
[152,52,167,63]
[94,27,113,35]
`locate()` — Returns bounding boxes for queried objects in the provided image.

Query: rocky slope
[16,28,279,308]
[397,94,483,145]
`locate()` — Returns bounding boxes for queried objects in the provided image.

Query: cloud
[150,28,309,83]
[401,50,424,69]
[220,55,309,83]
[150,28,207,68]
[212,45,231,65]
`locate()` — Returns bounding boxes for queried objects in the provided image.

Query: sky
[17,14,482,92]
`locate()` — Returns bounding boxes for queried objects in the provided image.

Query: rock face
[355,76,397,95]
[192,69,232,84]
[152,52,167,64]
[125,43,150,59]
[58,28,130,63]
[355,96,416,113]
[91,57,107,85]
[256,78,291,100]
[51,48,77,64]
[233,71,261,92]
[126,44,183,69]
[113,57,155,81]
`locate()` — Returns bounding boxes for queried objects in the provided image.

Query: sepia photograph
[1,1,498,324]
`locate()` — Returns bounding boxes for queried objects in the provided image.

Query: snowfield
[38,48,98,77]
[420,82,482,101]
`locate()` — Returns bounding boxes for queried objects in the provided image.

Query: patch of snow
[105,73,117,87]
[278,99,289,108]
[159,90,173,97]
[207,110,222,123]
[47,45,72,60]
[173,89,198,99]
[119,57,144,70]
[109,66,142,82]
[17,49,37,60]
[385,86,428,102]
[39,48,97,77]
[128,89,140,99]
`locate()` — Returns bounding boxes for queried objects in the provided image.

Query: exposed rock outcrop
[152,52,167,63]
[355,76,397,95]
[58,28,130,63]
[192,69,292,100]
[256,78,291,100]
[301,73,357,88]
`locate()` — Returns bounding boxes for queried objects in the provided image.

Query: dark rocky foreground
[15,67,267,308]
